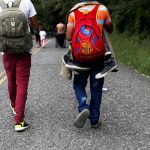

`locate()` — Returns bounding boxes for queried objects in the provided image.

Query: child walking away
[65,0,115,129]
[39,29,47,48]
[55,22,66,48]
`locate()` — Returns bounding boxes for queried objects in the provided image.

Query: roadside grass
[110,33,150,78]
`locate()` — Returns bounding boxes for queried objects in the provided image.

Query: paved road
[0,38,150,150]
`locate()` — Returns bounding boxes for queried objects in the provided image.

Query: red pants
[3,53,31,123]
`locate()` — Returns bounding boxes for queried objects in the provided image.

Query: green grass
[110,33,150,78]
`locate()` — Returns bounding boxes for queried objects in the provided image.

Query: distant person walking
[34,29,41,47]
[56,22,65,34]
[55,22,66,48]
[0,0,39,131]
[39,28,47,48]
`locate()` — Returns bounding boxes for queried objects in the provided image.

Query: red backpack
[71,5,105,62]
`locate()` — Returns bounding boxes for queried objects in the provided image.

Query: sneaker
[15,121,29,132]
[74,109,90,128]
[10,103,16,115]
[62,55,90,71]
[102,87,108,92]
[111,68,119,72]
[105,51,112,56]
[95,56,117,79]
[91,122,102,129]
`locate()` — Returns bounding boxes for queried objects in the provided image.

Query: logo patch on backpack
[11,21,16,28]
[72,5,105,62]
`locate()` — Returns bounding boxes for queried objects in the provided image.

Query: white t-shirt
[0,0,37,19]
[0,0,37,53]
[39,31,47,40]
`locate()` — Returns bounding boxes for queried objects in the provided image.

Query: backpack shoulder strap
[13,0,21,7]
[68,1,100,14]
[0,0,7,9]
[0,0,21,9]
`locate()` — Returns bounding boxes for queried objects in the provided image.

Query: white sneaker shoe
[62,55,90,71]
[10,103,16,115]
[95,57,117,79]
[15,121,29,132]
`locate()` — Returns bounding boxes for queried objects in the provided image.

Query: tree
[31,0,150,37]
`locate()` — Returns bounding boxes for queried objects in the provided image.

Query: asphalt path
[0,38,150,150]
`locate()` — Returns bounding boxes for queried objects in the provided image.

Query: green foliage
[109,0,150,36]
[31,0,78,31]
[110,32,150,77]
[31,0,150,37]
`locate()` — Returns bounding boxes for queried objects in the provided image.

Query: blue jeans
[73,66,104,125]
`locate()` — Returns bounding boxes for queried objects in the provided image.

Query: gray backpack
[0,0,33,54]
